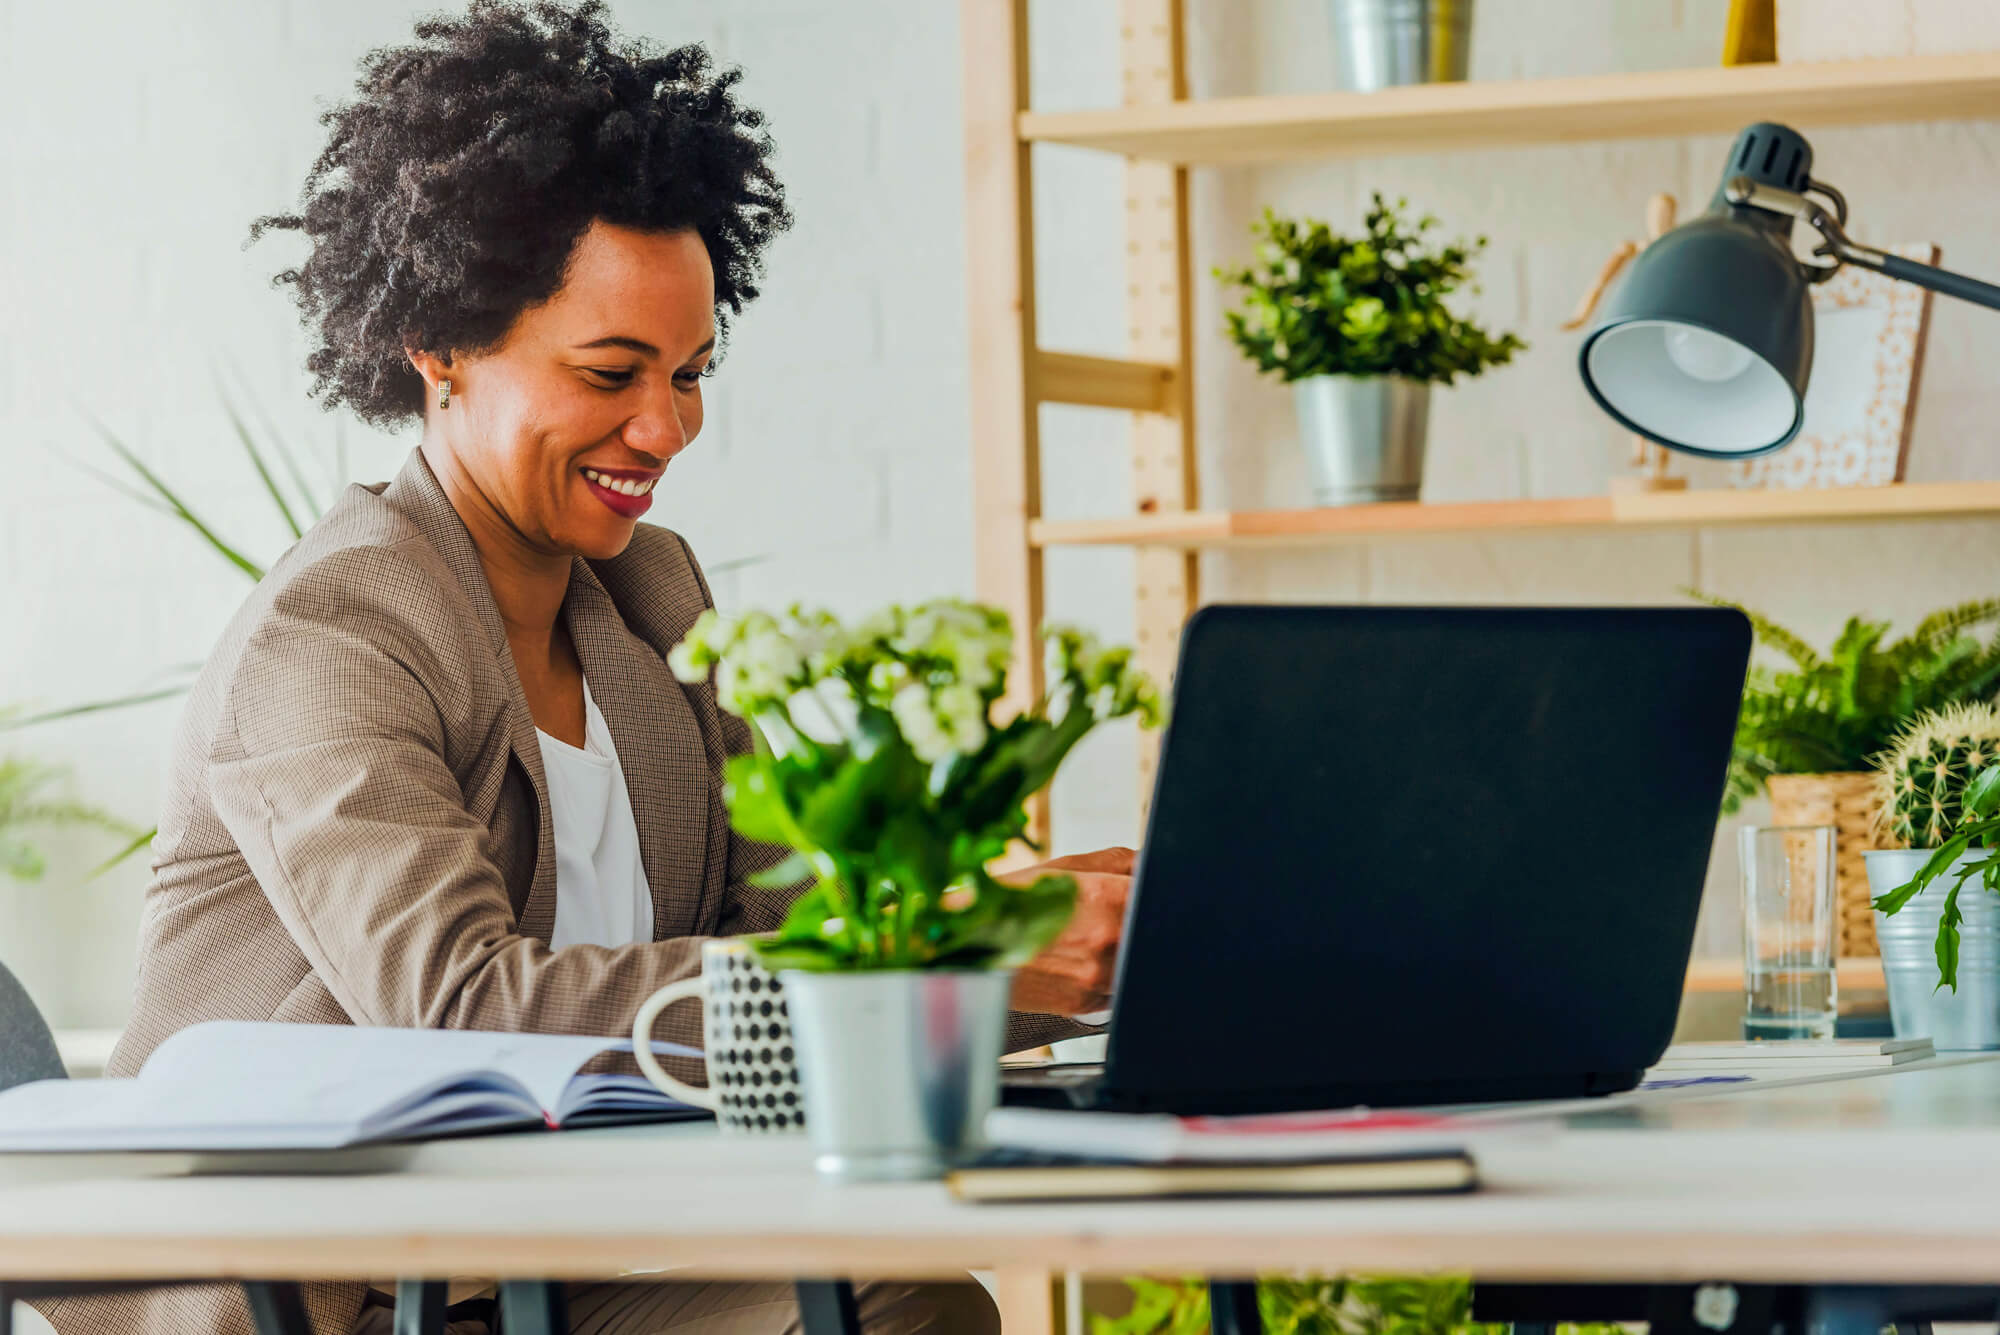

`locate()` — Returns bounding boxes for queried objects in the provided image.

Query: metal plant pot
[1329,0,1475,92]
[1867,848,2000,1050]
[779,968,1013,1180]
[1294,374,1432,505]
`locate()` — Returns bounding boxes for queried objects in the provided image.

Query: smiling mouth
[580,465,660,519]
[580,466,658,497]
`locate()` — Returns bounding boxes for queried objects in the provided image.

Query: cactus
[1871,701,2000,848]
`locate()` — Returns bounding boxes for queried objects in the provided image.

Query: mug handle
[631,977,719,1111]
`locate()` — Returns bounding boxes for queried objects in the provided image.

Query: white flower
[902,600,1012,693]
[789,678,859,745]
[668,608,734,683]
[891,682,955,764]
[735,618,804,701]
[665,637,707,684]
[866,658,912,696]
[934,682,989,753]
[1692,1285,1739,1332]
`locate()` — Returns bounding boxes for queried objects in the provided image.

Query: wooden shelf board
[1018,52,2000,164]
[1686,956,1884,995]
[1030,481,2000,548]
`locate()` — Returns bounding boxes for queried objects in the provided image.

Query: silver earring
[438,378,452,411]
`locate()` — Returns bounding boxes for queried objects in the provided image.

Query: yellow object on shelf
[1724,0,1778,65]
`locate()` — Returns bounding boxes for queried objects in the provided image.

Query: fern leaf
[1684,589,1821,669]
[1909,597,2000,650]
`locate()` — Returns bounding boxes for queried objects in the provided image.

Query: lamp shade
[1578,214,1813,459]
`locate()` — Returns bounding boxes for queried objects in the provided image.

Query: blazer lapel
[380,449,559,939]
[564,559,713,936]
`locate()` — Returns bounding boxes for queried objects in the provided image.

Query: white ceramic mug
[632,938,804,1134]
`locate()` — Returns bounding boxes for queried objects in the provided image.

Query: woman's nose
[621,382,692,458]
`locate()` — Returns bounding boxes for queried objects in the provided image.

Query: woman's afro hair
[249,0,791,426]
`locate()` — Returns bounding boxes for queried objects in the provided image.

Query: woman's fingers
[1011,870,1128,1013]
[1034,845,1137,876]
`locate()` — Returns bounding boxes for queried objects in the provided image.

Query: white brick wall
[4,0,2000,1026]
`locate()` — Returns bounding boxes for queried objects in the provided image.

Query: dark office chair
[0,960,63,1096]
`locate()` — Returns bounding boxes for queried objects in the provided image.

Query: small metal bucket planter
[1329,0,1475,92]
[1294,374,1432,505]
[1867,847,2000,1050]
[779,968,1013,1180]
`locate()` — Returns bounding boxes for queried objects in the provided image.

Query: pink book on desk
[985,1105,1550,1164]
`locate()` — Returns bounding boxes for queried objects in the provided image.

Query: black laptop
[1002,603,1751,1115]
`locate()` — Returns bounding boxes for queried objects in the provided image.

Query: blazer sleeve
[206,542,709,1039]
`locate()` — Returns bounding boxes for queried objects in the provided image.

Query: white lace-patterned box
[1731,242,1936,491]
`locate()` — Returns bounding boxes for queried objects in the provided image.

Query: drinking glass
[1740,824,1838,1040]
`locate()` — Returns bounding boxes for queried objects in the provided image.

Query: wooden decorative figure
[1564,193,1688,494]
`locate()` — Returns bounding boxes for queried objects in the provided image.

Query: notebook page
[141,1023,643,1120]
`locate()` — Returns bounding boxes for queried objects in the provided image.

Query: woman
[40,4,1128,1332]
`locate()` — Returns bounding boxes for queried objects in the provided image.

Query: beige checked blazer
[42,448,1083,1335]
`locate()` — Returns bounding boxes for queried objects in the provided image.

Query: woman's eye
[674,367,710,388]
[585,368,634,387]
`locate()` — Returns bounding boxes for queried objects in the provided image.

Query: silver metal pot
[778,968,1013,1180]
[1294,374,1432,505]
[1329,0,1474,92]
[1867,848,2000,1050]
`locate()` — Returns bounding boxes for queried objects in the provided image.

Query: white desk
[6,1059,2000,1333]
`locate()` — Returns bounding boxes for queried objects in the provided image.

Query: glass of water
[1740,824,1838,1041]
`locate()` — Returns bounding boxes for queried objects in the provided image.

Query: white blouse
[535,675,654,950]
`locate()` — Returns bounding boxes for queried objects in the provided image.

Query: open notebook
[0,1022,707,1151]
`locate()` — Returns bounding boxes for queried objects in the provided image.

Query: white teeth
[582,467,657,498]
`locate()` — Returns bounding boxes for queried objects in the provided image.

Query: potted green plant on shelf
[669,600,1161,1180]
[1868,702,2000,1050]
[1215,194,1524,507]
[1693,592,2000,959]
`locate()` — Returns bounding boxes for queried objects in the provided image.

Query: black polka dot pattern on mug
[703,947,804,1134]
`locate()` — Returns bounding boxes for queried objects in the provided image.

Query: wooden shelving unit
[1019,50,2000,164]
[960,2,2000,840]
[1033,480,2000,549]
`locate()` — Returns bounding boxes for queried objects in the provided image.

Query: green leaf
[1874,831,1976,915]
[1,685,191,730]
[216,379,304,539]
[1967,764,2000,819]
[0,837,46,881]
[746,851,812,889]
[1937,878,1966,992]
[89,826,156,878]
[85,415,265,581]
[722,754,803,846]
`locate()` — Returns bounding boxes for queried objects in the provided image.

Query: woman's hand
[1002,846,1135,1016]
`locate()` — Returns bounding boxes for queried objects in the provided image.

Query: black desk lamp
[1577,121,2000,459]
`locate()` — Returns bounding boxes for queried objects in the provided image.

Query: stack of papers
[1644,1038,1934,1085]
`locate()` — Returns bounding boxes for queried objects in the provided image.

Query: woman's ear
[405,345,454,398]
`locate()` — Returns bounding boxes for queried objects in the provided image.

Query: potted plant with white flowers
[669,600,1161,1180]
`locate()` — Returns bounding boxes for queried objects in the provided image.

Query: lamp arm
[1849,247,2000,313]
[1725,174,2000,313]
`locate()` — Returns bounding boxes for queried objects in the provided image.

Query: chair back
[0,958,64,1091]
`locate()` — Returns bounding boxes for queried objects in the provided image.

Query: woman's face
[417,221,717,563]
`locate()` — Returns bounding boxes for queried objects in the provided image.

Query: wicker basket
[1766,771,1884,959]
